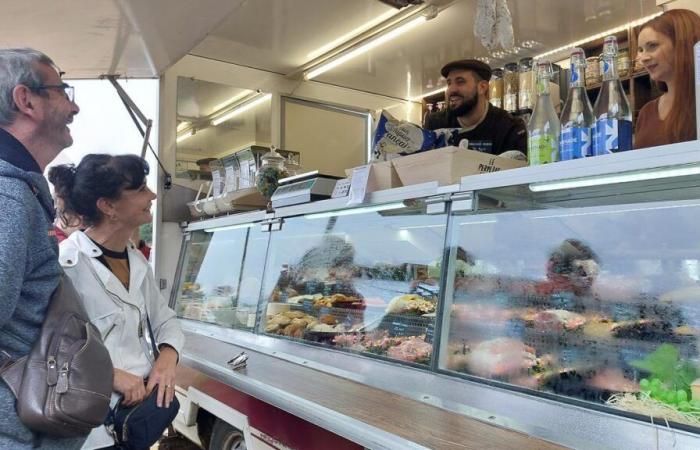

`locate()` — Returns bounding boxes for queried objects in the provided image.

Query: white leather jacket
[59,230,184,449]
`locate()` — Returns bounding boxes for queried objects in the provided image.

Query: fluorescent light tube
[176,130,194,143]
[410,86,446,101]
[305,16,427,80]
[176,121,190,132]
[212,90,254,113]
[212,93,272,126]
[306,9,399,60]
[203,223,255,233]
[534,12,662,60]
[304,202,405,220]
[529,164,700,192]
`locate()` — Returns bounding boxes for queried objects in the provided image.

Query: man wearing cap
[424,59,527,155]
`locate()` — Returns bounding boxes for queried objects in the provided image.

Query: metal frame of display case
[171,141,700,449]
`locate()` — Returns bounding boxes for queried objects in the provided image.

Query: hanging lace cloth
[475,0,514,51]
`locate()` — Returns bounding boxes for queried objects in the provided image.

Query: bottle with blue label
[527,60,560,165]
[560,48,594,160]
[592,36,632,155]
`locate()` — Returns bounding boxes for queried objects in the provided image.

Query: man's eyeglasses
[29,83,75,102]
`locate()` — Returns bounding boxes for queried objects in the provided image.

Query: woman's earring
[109,214,118,222]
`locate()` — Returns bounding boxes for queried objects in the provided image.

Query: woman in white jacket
[49,154,184,450]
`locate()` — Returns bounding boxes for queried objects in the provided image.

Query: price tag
[212,171,222,196]
[224,166,237,192]
[425,323,435,344]
[331,179,351,198]
[389,321,410,337]
[347,165,371,205]
[302,299,314,313]
[246,313,256,328]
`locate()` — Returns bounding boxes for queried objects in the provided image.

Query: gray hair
[0,48,56,126]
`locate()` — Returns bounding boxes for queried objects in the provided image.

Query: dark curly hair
[48,154,149,227]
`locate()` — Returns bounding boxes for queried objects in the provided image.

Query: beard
[447,92,479,118]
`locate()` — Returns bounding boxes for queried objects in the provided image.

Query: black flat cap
[441,59,492,81]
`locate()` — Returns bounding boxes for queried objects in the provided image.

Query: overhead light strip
[410,86,446,102]
[306,9,400,60]
[304,202,405,220]
[204,223,255,233]
[529,164,700,192]
[534,12,662,60]
[176,129,194,143]
[212,93,272,126]
[304,15,429,80]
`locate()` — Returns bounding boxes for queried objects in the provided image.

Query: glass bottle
[560,48,595,160]
[527,60,560,165]
[503,62,519,114]
[518,57,534,114]
[489,69,504,109]
[592,36,633,155]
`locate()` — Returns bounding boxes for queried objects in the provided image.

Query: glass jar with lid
[255,146,289,200]
[617,49,631,77]
[585,56,600,86]
[503,62,519,113]
[489,68,504,109]
[518,57,534,113]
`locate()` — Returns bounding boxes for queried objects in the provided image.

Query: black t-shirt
[423,104,528,155]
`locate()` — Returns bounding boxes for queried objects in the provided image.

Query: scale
[271,171,341,208]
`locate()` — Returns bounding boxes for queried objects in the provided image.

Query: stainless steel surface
[185,210,268,232]
[2,0,245,78]
[181,322,700,450]
[189,0,657,101]
[181,330,430,450]
[459,141,700,192]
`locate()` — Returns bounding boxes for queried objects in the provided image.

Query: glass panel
[174,224,268,330]
[439,197,700,429]
[259,202,447,367]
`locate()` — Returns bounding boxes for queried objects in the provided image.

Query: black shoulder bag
[105,314,179,450]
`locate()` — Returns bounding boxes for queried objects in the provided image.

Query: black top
[423,104,528,155]
[0,128,41,173]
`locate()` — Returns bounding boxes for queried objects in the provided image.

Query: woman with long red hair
[634,9,700,149]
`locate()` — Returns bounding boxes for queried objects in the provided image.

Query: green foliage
[632,344,698,393]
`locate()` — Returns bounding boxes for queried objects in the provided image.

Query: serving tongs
[227,351,249,371]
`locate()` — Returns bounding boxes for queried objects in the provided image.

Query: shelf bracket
[450,192,474,213]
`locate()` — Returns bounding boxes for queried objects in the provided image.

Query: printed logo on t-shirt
[468,141,493,153]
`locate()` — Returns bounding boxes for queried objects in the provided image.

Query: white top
[59,231,185,450]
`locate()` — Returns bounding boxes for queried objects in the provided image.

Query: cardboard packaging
[345,160,402,193]
[391,146,526,186]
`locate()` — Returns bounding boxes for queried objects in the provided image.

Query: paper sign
[331,179,351,198]
[212,171,222,196]
[224,166,237,192]
[347,165,371,205]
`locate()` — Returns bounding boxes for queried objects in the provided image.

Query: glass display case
[172,165,700,434]
[174,221,269,330]
[257,201,447,367]
[439,183,700,429]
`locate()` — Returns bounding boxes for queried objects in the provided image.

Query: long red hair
[640,9,700,143]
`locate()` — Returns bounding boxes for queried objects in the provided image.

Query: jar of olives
[255,146,289,199]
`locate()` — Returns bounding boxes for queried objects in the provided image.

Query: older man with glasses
[0,48,82,449]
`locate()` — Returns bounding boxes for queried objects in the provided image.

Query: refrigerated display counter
[170,143,700,449]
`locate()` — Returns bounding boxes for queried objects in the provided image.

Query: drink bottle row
[528,36,633,165]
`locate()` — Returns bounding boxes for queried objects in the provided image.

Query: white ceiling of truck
[0,0,246,79]
[191,0,659,99]
[2,0,659,99]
